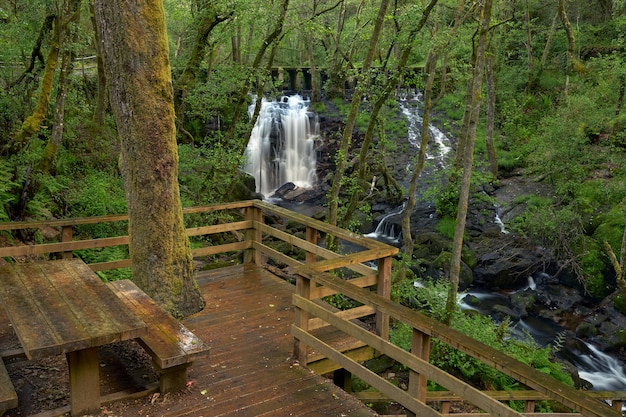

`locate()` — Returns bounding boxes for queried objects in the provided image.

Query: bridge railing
[2,200,624,417]
[291,262,625,417]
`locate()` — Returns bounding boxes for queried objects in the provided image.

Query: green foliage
[435,216,456,239]
[178,143,247,206]
[184,64,252,132]
[390,279,574,391]
[0,159,17,222]
[66,171,127,238]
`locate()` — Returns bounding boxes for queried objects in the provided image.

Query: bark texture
[94,0,205,318]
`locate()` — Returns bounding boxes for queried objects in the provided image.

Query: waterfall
[244,95,319,196]
[400,100,451,170]
[574,343,626,391]
[366,96,452,243]
[364,201,406,243]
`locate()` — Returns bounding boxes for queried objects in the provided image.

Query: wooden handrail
[292,264,623,417]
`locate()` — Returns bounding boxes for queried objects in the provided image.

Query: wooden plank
[108,280,209,369]
[0,359,18,413]
[305,249,396,273]
[0,263,70,358]
[295,266,621,417]
[309,274,378,299]
[292,325,444,417]
[186,220,252,237]
[307,304,376,330]
[0,260,146,359]
[57,260,146,346]
[254,241,302,267]
[191,241,250,257]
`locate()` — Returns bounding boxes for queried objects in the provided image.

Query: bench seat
[0,359,17,416]
[108,279,210,393]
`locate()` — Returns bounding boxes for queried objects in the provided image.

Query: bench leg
[67,347,100,416]
[155,363,191,394]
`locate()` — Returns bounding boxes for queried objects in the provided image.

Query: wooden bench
[108,279,210,394]
[0,359,18,416]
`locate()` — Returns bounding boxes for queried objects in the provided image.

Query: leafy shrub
[0,159,17,222]
[66,171,127,238]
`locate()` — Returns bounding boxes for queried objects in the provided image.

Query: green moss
[592,204,626,252]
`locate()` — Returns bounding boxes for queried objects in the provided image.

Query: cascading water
[244,95,319,197]
[367,93,452,243]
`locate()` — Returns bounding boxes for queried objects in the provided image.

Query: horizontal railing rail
[291,264,625,417]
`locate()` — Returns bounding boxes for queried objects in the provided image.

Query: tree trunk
[401,50,437,258]
[558,0,577,103]
[445,0,493,325]
[485,52,498,179]
[13,0,82,219]
[174,5,230,141]
[341,0,440,229]
[326,0,390,250]
[94,0,205,318]
[400,0,464,259]
[7,14,61,153]
[89,0,106,125]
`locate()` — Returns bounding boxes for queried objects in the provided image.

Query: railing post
[244,205,263,266]
[409,329,430,407]
[305,226,318,264]
[293,273,311,364]
[375,255,391,340]
[61,226,73,259]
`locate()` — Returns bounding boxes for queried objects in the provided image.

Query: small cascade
[574,343,626,391]
[244,95,319,196]
[365,202,406,244]
[494,205,510,234]
[399,101,451,170]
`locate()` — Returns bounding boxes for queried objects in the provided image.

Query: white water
[364,201,406,243]
[244,95,319,196]
[367,97,452,242]
[400,101,451,169]
[576,343,626,391]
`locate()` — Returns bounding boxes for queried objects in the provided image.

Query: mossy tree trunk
[94,0,205,318]
[485,52,498,179]
[174,3,231,142]
[445,0,492,325]
[12,0,82,220]
[8,13,61,153]
[89,0,106,125]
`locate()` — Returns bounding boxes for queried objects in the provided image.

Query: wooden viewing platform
[1,200,625,417]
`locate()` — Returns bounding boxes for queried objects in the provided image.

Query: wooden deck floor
[1,264,377,417]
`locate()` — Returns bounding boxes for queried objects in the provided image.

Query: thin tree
[326,0,391,249]
[340,0,441,228]
[94,0,205,318]
[400,0,468,261]
[444,0,493,324]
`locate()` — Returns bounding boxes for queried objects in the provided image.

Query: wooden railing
[291,265,625,417]
[1,200,624,417]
